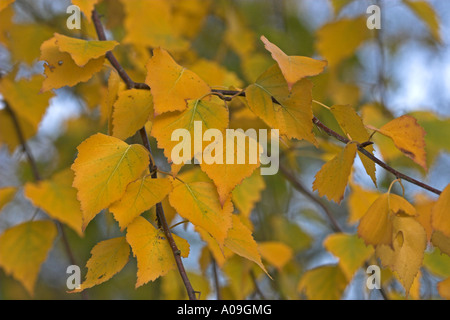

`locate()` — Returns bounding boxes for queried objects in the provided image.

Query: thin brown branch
[92,9,196,300]
[212,89,442,196]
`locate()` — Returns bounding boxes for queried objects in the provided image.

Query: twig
[92,9,196,300]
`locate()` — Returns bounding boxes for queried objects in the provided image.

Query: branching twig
[92,9,196,300]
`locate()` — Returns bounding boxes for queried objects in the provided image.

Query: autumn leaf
[438,277,450,300]
[100,69,123,131]
[260,35,327,91]
[109,177,172,231]
[324,233,374,281]
[200,129,262,205]
[71,0,100,22]
[376,217,427,296]
[258,241,293,271]
[224,215,270,277]
[246,64,316,145]
[414,194,435,241]
[71,133,149,230]
[312,142,357,203]
[40,36,105,92]
[330,105,376,185]
[24,169,83,236]
[431,231,450,257]
[347,182,380,224]
[151,98,229,169]
[374,115,427,171]
[431,183,450,238]
[297,265,348,300]
[0,0,14,12]
[232,170,266,218]
[111,89,153,140]
[358,193,416,246]
[316,16,371,67]
[71,237,130,292]
[169,178,233,247]
[121,0,189,51]
[126,216,189,287]
[0,186,15,212]
[0,221,56,296]
[54,33,118,67]
[145,47,210,114]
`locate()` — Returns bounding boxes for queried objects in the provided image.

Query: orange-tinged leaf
[431,183,450,238]
[377,115,427,171]
[376,217,427,296]
[145,48,210,114]
[258,241,293,271]
[24,169,83,236]
[313,142,357,203]
[71,237,130,292]
[112,89,153,140]
[151,98,228,166]
[200,130,262,205]
[71,133,149,230]
[72,0,100,22]
[438,277,450,300]
[40,36,105,92]
[0,0,14,12]
[54,33,118,67]
[126,216,189,287]
[0,220,56,296]
[246,64,316,144]
[324,233,374,280]
[260,35,327,90]
[224,215,269,277]
[414,194,435,241]
[316,16,371,67]
[109,177,172,231]
[169,179,233,247]
[297,265,348,300]
[0,186,16,212]
[122,0,188,51]
[330,105,376,185]
[358,193,416,246]
[232,170,265,218]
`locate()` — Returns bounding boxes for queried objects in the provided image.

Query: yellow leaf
[316,16,371,67]
[71,133,149,230]
[224,215,270,277]
[414,193,435,241]
[0,186,15,212]
[347,182,380,224]
[438,277,450,300]
[324,233,374,280]
[297,265,348,300]
[40,36,105,92]
[424,246,450,277]
[431,231,450,257]
[358,193,416,246]
[151,98,228,167]
[377,115,427,171]
[100,69,123,130]
[122,0,188,51]
[72,0,100,22]
[0,220,56,296]
[246,64,316,144]
[330,105,376,185]
[169,179,233,247]
[190,59,244,88]
[145,48,210,114]
[376,216,427,296]
[404,0,441,42]
[109,177,172,231]
[200,130,262,205]
[8,24,53,65]
[111,89,153,140]
[54,33,118,67]
[260,35,327,91]
[232,170,265,218]
[0,109,35,152]
[196,226,233,268]
[24,169,83,236]
[71,237,130,292]
[126,216,189,287]
[0,74,53,129]
[258,241,293,271]
[312,143,357,203]
[0,0,14,12]
[431,183,450,238]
